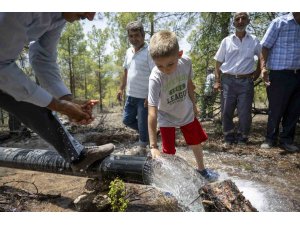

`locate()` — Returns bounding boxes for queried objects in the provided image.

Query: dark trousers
[122,96,149,146]
[266,70,300,144]
[0,91,83,163]
[221,76,254,142]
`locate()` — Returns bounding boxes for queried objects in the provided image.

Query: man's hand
[261,68,270,86]
[61,97,99,124]
[144,99,148,108]
[214,81,221,92]
[117,90,123,102]
[47,98,97,125]
[81,100,99,117]
[150,148,161,159]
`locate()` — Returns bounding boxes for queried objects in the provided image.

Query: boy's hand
[150,148,161,159]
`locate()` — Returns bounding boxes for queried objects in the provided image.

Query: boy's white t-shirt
[148,55,195,127]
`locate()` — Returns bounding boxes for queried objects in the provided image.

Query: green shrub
[108,178,129,212]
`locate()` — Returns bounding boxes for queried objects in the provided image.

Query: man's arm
[29,22,71,99]
[117,69,127,102]
[214,61,222,91]
[253,57,261,81]
[0,13,54,107]
[260,47,270,86]
[148,105,160,158]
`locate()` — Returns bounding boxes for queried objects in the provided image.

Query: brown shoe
[71,143,115,173]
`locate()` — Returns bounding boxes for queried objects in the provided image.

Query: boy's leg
[180,118,208,170]
[190,144,204,170]
[122,96,138,131]
[137,98,149,146]
[160,127,176,154]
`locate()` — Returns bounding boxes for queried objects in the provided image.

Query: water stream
[146,146,299,212]
[149,155,206,211]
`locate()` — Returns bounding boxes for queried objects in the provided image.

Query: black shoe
[279,143,299,153]
[71,143,115,173]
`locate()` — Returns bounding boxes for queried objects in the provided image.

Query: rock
[85,178,110,192]
[73,192,110,212]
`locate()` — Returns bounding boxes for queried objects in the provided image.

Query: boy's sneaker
[196,168,219,182]
[163,191,174,197]
[71,143,115,173]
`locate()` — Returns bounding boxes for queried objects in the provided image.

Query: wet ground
[0,110,299,212]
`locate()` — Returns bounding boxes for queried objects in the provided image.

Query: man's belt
[271,69,300,74]
[222,73,253,79]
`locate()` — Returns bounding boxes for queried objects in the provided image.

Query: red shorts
[160,118,208,155]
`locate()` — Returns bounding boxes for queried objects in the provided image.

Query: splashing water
[148,155,207,211]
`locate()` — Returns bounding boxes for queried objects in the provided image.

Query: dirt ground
[0,108,299,212]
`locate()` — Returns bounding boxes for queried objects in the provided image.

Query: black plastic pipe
[0,147,152,185]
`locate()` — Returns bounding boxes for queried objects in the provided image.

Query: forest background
[0,12,284,122]
[0,3,298,224]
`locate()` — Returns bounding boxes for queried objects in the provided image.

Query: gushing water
[148,155,207,211]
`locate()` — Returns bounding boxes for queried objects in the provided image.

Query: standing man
[260,12,300,152]
[0,13,115,173]
[201,67,217,121]
[214,12,261,147]
[117,21,155,155]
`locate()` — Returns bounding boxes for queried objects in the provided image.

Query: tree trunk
[199,179,258,212]
[98,56,103,112]
[220,13,231,39]
[67,37,75,95]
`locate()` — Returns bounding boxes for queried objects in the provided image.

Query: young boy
[148,30,219,182]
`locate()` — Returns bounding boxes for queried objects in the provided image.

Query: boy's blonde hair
[149,30,179,59]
